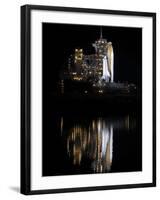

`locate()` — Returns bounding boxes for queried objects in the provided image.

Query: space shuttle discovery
[102,43,114,83]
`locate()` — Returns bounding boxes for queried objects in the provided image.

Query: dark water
[43,110,142,176]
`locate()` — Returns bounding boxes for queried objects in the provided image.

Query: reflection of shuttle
[66,118,113,173]
[105,125,113,171]
[93,119,113,173]
[59,112,136,174]
[64,115,134,172]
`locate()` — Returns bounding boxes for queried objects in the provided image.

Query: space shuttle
[102,43,114,83]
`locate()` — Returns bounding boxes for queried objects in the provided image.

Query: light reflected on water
[60,115,135,173]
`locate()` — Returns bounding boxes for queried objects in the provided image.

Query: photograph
[42,23,142,176]
[21,5,156,194]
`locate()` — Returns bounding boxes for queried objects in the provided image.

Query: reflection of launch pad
[64,114,136,173]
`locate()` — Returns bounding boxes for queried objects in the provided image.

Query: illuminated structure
[62,27,137,96]
[92,28,114,82]
[74,48,83,64]
[67,28,114,83]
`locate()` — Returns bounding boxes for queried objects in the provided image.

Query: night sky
[43,23,142,95]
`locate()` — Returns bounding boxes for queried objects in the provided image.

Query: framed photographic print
[21,4,156,195]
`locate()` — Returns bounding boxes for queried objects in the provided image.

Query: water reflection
[61,115,136,173]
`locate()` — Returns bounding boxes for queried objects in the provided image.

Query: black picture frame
[21,4,156,195]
